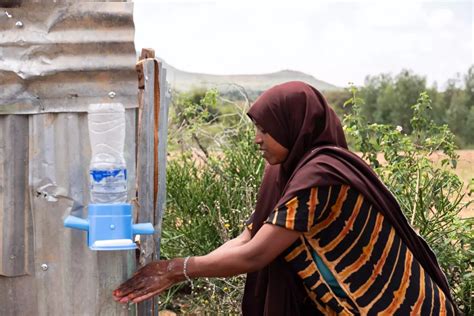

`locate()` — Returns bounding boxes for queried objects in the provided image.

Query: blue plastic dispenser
[64,204,154,251]
[63,103,154,250]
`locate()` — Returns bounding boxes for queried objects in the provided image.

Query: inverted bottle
[88,103,127,204]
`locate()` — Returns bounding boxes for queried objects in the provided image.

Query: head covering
[243,81,454,315]
[247,81,347,175]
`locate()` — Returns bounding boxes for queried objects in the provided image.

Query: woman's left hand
[113,259,184,304]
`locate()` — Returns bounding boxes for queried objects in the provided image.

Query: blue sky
[133,0,473,88]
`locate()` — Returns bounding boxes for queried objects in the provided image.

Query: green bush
[162,90,263,313]
[344,86,473,314]
[162,88,473,314]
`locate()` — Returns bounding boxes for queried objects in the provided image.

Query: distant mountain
[159,60,341,97]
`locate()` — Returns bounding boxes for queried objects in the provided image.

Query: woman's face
[254,125,289,165]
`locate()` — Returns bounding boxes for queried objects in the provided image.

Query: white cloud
[133,0,473,87]
[427,8,455,29]
[356,2,423,28]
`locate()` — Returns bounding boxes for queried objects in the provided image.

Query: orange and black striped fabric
[265,184,455,315]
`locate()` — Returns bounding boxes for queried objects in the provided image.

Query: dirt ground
[453,150,474,218]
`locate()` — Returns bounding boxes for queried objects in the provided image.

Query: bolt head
[110,224,116,230]
[41,264,48,271]
[108,91,116,98]
[15,21,23,28]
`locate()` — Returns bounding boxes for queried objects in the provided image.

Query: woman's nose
[254,134,263,145]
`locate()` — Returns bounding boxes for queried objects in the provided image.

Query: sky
[133,0,473,88]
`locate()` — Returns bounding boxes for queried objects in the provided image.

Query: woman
[113,81,456,315]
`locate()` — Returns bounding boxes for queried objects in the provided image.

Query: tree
[464,66,474,108]
[360,73,393,123]
[360,70,426,132]
[359,67,474,146]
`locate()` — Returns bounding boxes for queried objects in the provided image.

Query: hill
[160,60,341,98]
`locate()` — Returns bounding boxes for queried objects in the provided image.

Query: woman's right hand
[113,259,185,304]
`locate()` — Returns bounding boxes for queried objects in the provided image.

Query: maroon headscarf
[242,81,454,315]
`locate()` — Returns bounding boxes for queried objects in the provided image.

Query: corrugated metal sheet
[0,114,29,277]
[0,105,138,316]
[0,2,152,315]
[0,1,137,114]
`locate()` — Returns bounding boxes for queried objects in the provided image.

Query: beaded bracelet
[183,256,194,290]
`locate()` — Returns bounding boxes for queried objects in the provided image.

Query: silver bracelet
[183,256,194,290]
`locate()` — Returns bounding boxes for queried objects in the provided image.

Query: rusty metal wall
[0,1,137,114]
[0,2,146,315]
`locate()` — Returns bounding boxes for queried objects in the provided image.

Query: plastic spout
[64,215,89,231]
[63,204,155,250]
[132,223,155,235]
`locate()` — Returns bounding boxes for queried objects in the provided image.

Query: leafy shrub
[162,89,263,313]
[344,86,473,314]
[172,88,221,125]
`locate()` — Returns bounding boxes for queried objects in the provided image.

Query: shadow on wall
[0,0,22,8]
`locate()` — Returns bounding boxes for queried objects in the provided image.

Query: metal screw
[5,11,12,18]
[41,264,48,271]
[9,255,15,260]
[108,91,116,98]
[15,21,23,28]
[110,224,115,230]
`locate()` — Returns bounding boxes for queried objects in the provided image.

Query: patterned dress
[261,184,455,315]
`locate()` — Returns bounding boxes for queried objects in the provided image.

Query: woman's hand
[113,225,299,303]
[113,259,185,304]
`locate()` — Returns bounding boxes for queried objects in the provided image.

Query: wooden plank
[136,59,156,257]
[136,58,157,315]
[140,48,156,60]
[152,63,170,315]
[154,64,169,258]
[153,61,160,213]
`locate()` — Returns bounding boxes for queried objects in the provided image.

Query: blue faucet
[64,203,154,251]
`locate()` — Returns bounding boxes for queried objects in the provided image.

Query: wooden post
[153,60,169,314]
[134,48,168,316]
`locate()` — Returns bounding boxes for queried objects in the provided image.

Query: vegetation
[161,88,263,313]
[327,66,474,148]
[344,86,473,313]
[160,77,473,314]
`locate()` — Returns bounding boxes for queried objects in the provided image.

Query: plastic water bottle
[88,103,127,204]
